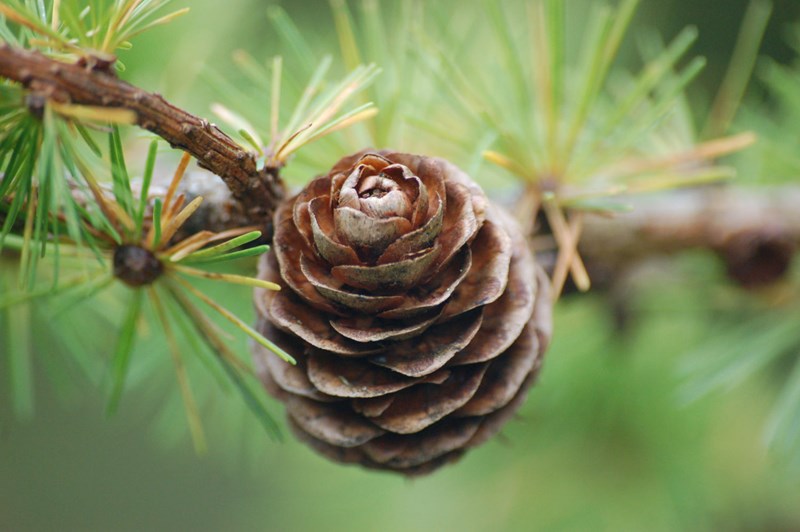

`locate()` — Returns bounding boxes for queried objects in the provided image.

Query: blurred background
[3,1,800,530]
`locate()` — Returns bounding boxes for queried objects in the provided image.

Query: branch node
[18,68,32,84]
[181,123,197,136]
[718,227,795,288]
[24,92,46,120]
[77,54,117,73]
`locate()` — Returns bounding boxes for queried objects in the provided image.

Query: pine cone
[253,151,552,475]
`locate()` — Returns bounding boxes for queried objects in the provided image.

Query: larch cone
[253,151,553,475]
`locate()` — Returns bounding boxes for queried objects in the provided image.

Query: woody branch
[0,43,284,236]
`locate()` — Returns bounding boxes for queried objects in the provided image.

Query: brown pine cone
[253,151,552,475]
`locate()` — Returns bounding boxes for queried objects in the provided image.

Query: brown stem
[0,44,284,237]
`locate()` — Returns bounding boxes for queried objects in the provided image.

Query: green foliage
[0,0,170,288]
[1,129,295,449]
[0,0,306,445]
[415,0,756,212]
[736,25,800,184]
[206,47,379,174]
[0,103,105,289]
[0,0,187,63]
[664,19,800,470]
[210,0,440,181]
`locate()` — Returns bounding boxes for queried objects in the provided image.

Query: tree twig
[0,44,284,237]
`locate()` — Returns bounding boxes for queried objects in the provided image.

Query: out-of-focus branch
[577,186,800,287]
[0,44,284,236]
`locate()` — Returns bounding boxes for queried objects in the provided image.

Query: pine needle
[8,301,34,419]
[170,264,280,291]
[106,288,143,414]
[164,280,283,440]
[180,245,270,265]
[543,198,591,298]
[163,226,260,261]
[174,229,262,260]
[211,103,264,151]
[148,198,163,248]
[483,150,535,181]
[703,0,772,139]
[270,55,282,142]
[149,285,207,454]
[50,102,137,124]
[135,139,159,234]
[171,275,296,365]
[157,196,203,249]
[604,132,757,179]
[163,231,217,261]
[329,0,362,71]
[162,152,192,215]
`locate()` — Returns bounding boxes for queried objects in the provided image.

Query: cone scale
[253,151,552,475]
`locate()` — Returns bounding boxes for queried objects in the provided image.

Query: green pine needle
[135,139,159,234]
[172,274,296,365]
[209,46,379,169]
[179,245,270,265]
[109,126,135,225]
[176,230,263,261]
[0,0,188,57]
[151,197,163,247]
[106,288,144,414]
[165,280,283,441]
[149,284,208,454]
[7,299,34,419]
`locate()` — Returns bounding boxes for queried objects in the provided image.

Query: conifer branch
[0,43,284,236]
[576,187,799,288]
